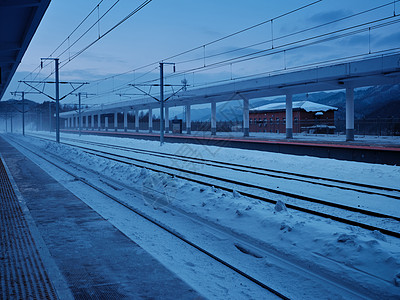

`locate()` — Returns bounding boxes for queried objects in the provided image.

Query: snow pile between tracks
[22,134,400,298]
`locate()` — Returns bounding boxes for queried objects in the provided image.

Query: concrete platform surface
[0,136,200,299]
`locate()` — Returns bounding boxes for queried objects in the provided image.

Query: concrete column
[286,94,293,139]
[98,113,101,130]
[148,108,153,133]
[85,115,89,129]
[186,104,191,134]
[211,102,217,135]
[242,96,249,137]
[135,110,139,132]
[105,117,109,131]
[165,107,169,133]
[64,119,67,128]
[91,115,94,130]
[346,87,354,141]
[114,112,118,132]
[68,117,71,128]
[123,111,127,132]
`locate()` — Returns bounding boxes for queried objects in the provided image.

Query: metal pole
[22,92,25,136]
[160,63,164,145]
[78,92,82,136]
[345,87,354,141]
[49,102,51,132]
[55,58,60,143]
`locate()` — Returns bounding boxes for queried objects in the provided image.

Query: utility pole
[20,58,87,143]
[72,92,95,136]
[159,62,175,145]
[39,58,60,142]
[55,58,60,143]
[10,92,25,135]
[11,91,40,136]
[160,63,164,145]
[130,62,187,146]
[49,101,52,132]
[22,92,25,136]
[5,109,7,132]
[78,92,82,136]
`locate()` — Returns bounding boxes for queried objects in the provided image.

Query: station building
[249,101,338,134]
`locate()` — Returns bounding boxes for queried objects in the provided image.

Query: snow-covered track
[30,133,400,199]
[79,147,400,238]
[8,135,290,300]
[27,134,400,239]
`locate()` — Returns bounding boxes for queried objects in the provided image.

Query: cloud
[213,46,264,59]
[309,9,351,24]
[338,34,369,47]
[373,31,400,48]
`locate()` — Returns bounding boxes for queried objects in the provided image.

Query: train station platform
[0,137,200,299]
[62,129,400,165]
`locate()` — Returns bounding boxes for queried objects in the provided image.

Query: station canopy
[0,0,51,100]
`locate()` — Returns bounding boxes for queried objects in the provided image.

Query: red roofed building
[249,101,338,134]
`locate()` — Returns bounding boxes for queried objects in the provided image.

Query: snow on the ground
[9,132,400,299]
[69,130,400,188]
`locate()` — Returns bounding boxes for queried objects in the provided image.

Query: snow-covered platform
[0,137,200,299]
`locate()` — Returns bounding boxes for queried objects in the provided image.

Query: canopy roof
[0,0,51,100]
[251,101,338,113]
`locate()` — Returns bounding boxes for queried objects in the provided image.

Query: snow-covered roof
[251,101,338,113]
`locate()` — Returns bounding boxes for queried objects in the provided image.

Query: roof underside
[0,0,51,100]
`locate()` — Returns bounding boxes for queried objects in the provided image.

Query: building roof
[0,0,51,100]
[250,100,338,113]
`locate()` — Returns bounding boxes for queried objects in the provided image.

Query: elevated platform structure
[61,53,400,141]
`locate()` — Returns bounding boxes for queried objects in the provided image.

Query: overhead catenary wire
[22,0,153,98]
[20,0,107,89]
[87,0,326,86]
[60,0,153,69]
[81,0,400,98]
[167,1,400,66]
[134,14,400,88]
[28,0,123,89]
[26,0,400,105]
[56,0,121,63]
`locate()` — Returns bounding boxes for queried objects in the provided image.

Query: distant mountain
[0,98,37,112]
[3,85,399,121]
[365,99,400,118]
[180,84,400,121]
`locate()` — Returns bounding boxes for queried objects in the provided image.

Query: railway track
[7,135,290,300]
[30,133,400,199]
[27,133,400,238]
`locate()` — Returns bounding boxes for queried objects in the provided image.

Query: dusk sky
[6,0,400,106]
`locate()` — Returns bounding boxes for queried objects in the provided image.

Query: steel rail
[8,136,290,300]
